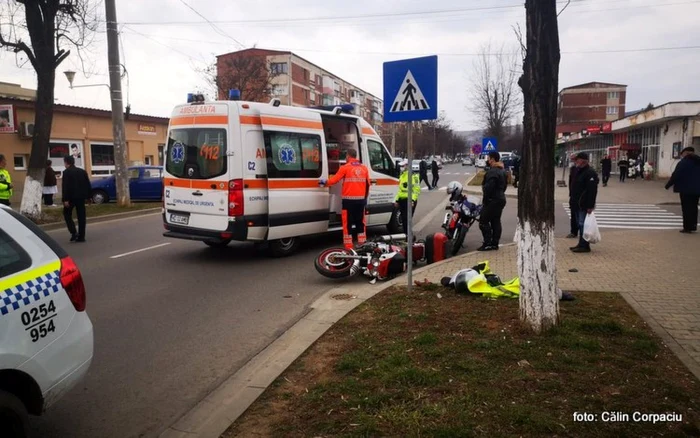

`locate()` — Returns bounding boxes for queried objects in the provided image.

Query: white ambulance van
[162,95,401,256]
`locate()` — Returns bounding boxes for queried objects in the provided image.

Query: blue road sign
[482,137,498,152]
[383,55,438,122]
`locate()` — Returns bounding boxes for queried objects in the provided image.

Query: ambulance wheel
[0,390,29,438]
[269,237,300,257]
[204,239,231,248]
[387,210,402,234]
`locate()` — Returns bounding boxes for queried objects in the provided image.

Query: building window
[13,155,27,170]
[90,142,115,176]
[606,106,618,115]
[158,144,164,166]
[607,91,619,99]
[270,63,288,74]
[144,155,154,165]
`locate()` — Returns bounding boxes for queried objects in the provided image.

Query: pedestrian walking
[601,155,612,187]
[478,152,507,251]
[394,161,420,237]
[62,155,91,242]
[567,153,580,238]
[43,160,58,206]
[431,159,440,190]
[570,152,599,253]
[512,155,521,188]
[665,146,700,234]
[321,148,371,249]
[419,159,431,189]
[618,156,628,182]
[0,154,13,207]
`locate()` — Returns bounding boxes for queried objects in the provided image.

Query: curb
[38,208,161,231]
[159,248,487,438]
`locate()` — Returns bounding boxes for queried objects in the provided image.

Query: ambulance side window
[264,131,322,178]
[367,140,396,177]
[0,229,32,278]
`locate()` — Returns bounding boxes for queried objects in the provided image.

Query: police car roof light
[228,89,241,101]
[60,256,86,312]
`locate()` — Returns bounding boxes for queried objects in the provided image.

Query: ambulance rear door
[361,125,399,226]
[163,103,233,231]
[259,109,329,240]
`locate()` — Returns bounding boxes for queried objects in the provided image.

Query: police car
[0,205,93,437]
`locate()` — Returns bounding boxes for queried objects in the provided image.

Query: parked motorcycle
[314,234,425,283]
[441,196,482,256]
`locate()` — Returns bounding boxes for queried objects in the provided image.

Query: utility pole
[391,123,396,156]
[433,123,436,156]
[105,0,131,207]
[406,121,414,292]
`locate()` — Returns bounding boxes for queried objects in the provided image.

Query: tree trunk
[20,68,55,220]
[516,0,561,333]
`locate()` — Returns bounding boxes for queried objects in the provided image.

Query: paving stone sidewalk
[411,228,700,376]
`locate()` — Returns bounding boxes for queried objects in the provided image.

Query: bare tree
[516,0,561,333]
[201,53,281,102]
[0,0,97,220]
[469,42,521,142]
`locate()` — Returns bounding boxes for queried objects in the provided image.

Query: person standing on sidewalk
[665,147,700,234]
[567,153,581,238]
[321,149,371,249]
[43,160,58,206]
[601,155,612,187]
[419,159,431,190]
[394,161,421,237]
[431,159,440,190]
[0,154,13,207]
[62,155,91,242]
[570,152,599,253]
[478,152,507,251]
[618,156,628,182]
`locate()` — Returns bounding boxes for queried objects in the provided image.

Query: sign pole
[406,121,413,293]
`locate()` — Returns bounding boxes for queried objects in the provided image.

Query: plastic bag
[582,213,601,244]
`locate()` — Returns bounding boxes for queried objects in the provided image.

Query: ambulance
[162,92,401,256]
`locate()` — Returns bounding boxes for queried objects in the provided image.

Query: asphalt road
[30,164,477,438]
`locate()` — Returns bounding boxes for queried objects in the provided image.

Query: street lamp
[63,70,111,91]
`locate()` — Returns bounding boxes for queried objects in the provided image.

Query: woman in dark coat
[43,160,58,206]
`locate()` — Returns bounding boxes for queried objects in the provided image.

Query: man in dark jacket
[419,159,431,189]
[601,155,612,187]
[430,160,440,190]
[62,155,92,242]
[567,153,580,238]
[665,147,700,233]
[478,152,507,251]
[570,152,599,253]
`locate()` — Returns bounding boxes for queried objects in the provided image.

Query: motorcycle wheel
[314,248,356,279]
[451,226,468,256]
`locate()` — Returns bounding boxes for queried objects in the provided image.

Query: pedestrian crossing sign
[383,55,438,122]
[482,137,498,152]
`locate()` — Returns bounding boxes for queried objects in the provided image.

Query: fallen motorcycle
[441,196,482,255]
[314,234,425,283]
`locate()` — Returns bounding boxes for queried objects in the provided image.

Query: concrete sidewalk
[465,168,679,205]
[419,229,700,378]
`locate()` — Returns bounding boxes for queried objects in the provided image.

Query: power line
[177,0,245,49]
[121,25,208,64]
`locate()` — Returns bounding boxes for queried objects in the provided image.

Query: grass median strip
[36,202,160,224]
[224,287,700,437]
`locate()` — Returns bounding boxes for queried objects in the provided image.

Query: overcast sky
[1,0,699,131]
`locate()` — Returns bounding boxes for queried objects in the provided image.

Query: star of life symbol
[390,70,430,113]
[171,142,185,164]
[278,144,296,165]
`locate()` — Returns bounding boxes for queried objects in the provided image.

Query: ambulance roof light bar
[228,89,241,101]
[269,98,281,107]
[187,93,206,104]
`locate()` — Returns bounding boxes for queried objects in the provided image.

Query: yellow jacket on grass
[395,170,420,202]
[0,168,12,201]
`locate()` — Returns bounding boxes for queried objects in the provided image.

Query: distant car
[475,155,488,168]
[91,166,163,204]
[462,157,473,166]
[412,160,422,172]
[0,205,93,434]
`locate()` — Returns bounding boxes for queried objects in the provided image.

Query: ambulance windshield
[166,128,227,179]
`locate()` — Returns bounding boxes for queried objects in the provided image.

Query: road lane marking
[46,212,162,234]
[110,242,171,259]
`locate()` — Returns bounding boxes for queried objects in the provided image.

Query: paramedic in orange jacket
[320,149,371,249]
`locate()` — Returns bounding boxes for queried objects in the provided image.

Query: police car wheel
[204,239,231,248]
[269,237,299,257]
[0,390,29,438]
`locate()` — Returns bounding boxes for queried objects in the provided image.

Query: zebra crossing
[562,203,689,230]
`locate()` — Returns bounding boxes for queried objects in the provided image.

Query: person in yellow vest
[0,154,13,207]
[394,161,420,236]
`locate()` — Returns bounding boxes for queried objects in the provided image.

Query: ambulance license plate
[170,213,189,225]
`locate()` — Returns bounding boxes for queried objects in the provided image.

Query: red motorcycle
[314,234,426,283]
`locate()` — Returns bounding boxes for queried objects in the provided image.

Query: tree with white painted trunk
[516,0,561,333]
[0,0,98,220]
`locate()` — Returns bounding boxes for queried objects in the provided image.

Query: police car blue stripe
[0,270,62,317]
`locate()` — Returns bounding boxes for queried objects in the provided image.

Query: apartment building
[215,48,384,133]
[556,81,627,135]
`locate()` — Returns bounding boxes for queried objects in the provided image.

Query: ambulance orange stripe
[260,116,323,130]
[239,115,262,125]
[171,115,229,126]
[268,179,323,189]
[362,127,377,136]
[243,179,267,189]
[163,178,190,188]
[191,180,227,190]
